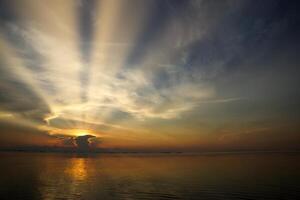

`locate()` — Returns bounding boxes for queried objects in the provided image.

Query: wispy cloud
[1,0,300,150]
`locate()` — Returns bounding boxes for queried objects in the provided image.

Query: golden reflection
[66,158,87,181]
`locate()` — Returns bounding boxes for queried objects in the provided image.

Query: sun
[48,128,96,138]
[72,129,93,137]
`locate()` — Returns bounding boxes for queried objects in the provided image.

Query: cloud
[0,54,51,124]
[0,120,59,148]
[61,137,75,147]
[1,0,244,130]
[1,0,300,151]
[75,135,96,150]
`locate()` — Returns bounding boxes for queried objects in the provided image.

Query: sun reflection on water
[66,158,88,181]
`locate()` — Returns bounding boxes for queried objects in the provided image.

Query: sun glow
[48,128,97,138]
[72,129,93,137]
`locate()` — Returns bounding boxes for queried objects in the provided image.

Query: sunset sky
[0,0,299,152]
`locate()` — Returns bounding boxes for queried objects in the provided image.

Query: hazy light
[72,129,93,137]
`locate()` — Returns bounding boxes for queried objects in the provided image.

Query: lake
[0,152,299,199]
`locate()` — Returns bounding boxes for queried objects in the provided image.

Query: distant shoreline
[0,148,299,155]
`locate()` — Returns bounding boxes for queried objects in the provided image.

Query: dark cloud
[56,134,101,150]
[89,137,102,148]
[61,137,75,147]
[75,135,96,150]
[0,59,51,123]
[0,121,58,148]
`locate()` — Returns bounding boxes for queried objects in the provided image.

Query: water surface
[0,152,299,199]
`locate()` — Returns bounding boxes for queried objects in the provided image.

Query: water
[0,152,299,200]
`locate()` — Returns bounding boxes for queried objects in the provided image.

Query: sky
[0,0,299,152]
